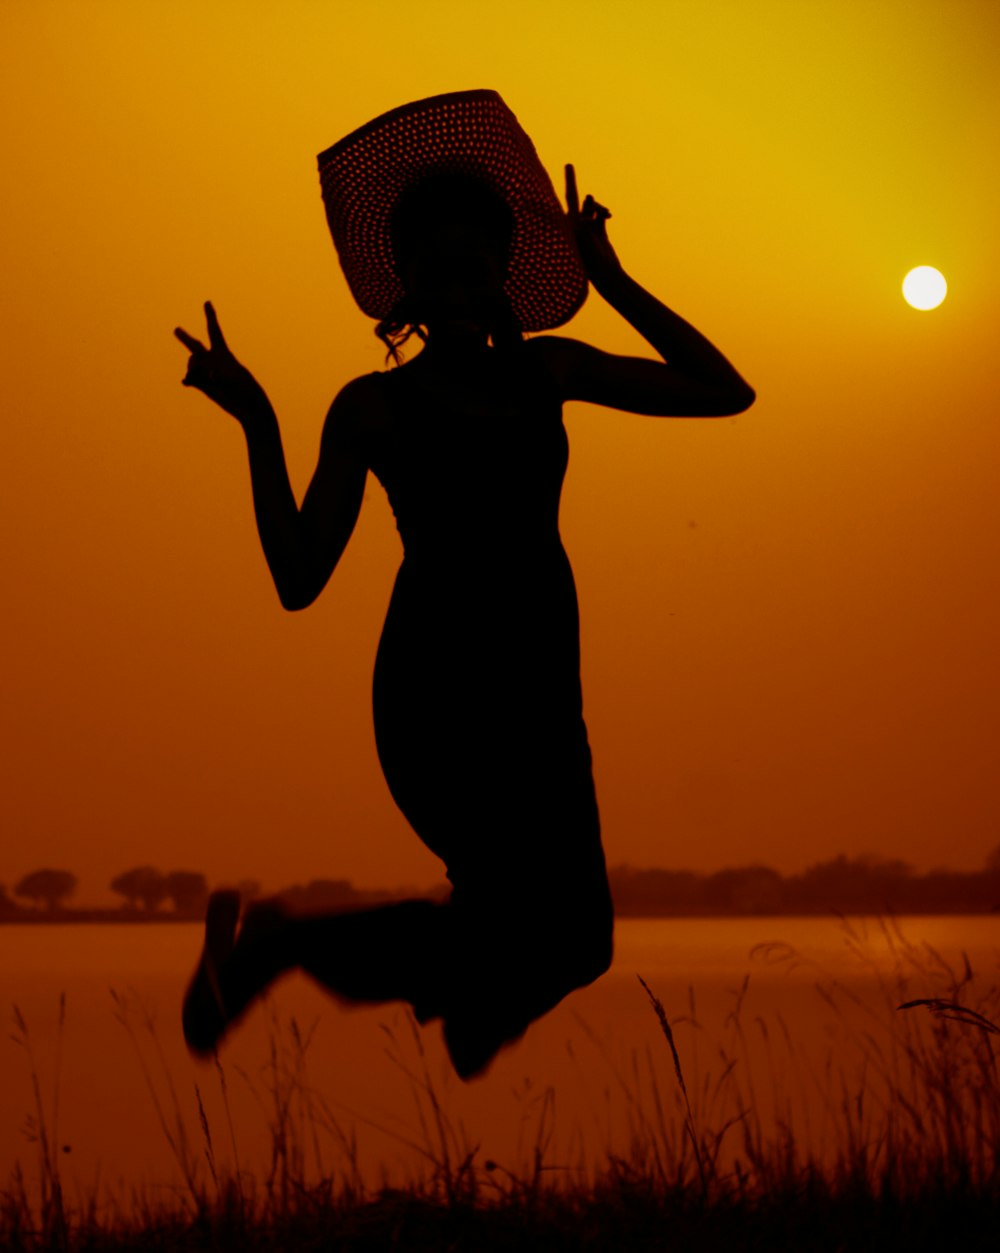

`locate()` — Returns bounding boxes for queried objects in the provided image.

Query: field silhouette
[6,916,1000,1250]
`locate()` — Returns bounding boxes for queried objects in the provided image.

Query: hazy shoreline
[3,905,1000,924]
[8,855,1000,921]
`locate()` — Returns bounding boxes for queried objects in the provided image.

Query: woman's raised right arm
[174,302,369,610]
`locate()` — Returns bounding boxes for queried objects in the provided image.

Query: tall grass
[586,915,1000,1199]
[7,996,67,1250]
[4,916,1000,1250]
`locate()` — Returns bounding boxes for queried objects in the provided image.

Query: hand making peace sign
[564,164,623,288]
[174,302,270,425]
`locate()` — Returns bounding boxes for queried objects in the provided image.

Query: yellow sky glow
[3,0,999,901]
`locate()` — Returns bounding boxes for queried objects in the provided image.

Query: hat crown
[317,90,587,333]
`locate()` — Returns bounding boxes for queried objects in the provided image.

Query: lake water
[3,915,999,1200]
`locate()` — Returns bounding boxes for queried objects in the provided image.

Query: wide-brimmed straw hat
[317,89,587,332]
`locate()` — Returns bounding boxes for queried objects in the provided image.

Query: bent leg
[183,895,455,1058]
[294,898,453,1021]
[183,882,613,1080]
[439,871,615,1080]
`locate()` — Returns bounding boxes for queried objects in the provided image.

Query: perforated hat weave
[317,90,587,332]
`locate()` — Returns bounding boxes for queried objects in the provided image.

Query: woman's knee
[574,913,614,983]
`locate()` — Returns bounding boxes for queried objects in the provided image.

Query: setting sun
[903,265,947,310]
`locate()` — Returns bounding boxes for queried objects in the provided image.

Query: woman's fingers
[204,301,228,350]
[564,163,579,217]
[174,303,226,355]
[566,169,612,231]
[174,322,215,389]
[174,326,206,354]
[175,304,232,389]
[582,193,611,222]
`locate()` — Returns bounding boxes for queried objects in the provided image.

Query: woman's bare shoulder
[335,369,390,404]
[319,370,392,451]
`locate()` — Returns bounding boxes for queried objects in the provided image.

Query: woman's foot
[182,889,241,1057]
[183,893,292,1057]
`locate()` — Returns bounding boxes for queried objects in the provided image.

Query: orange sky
[3,0,999,902]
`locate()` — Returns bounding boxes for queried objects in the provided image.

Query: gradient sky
[3,0,999,902]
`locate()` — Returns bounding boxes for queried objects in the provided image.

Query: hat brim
[318,90,588,333]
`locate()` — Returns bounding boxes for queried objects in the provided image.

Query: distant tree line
[0,867,438,921]
[608,852,1000,916]
[4,848,1000,921]
[0,866,230,918]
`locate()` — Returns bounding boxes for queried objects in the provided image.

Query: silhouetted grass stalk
[638,973,707,1195]
[109,989,203,1212]
[5,917,1000,1248]
[9,996,67,1249]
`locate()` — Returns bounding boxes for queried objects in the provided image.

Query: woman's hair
[375,290,523,366]
[376,172,523,366]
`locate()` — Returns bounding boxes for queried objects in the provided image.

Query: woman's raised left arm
[537,166,755,418]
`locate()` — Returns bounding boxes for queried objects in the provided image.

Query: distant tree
[110,866,167,912]
[985,843,1000,873]
[608,865,704,915]
[0,882,16,915]
[705,865,785,913]
[164,870,208,915]
[791,854,913,911]
[14,868,77,911]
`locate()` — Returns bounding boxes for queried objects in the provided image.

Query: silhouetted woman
[175,91,754,1079]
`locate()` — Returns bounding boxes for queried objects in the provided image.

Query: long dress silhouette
[369,348,613,1054]
[175,91,754,1079]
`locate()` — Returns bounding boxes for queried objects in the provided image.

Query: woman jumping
[175,90,754,1080]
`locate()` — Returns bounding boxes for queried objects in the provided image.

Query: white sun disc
[903,266,947,310]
